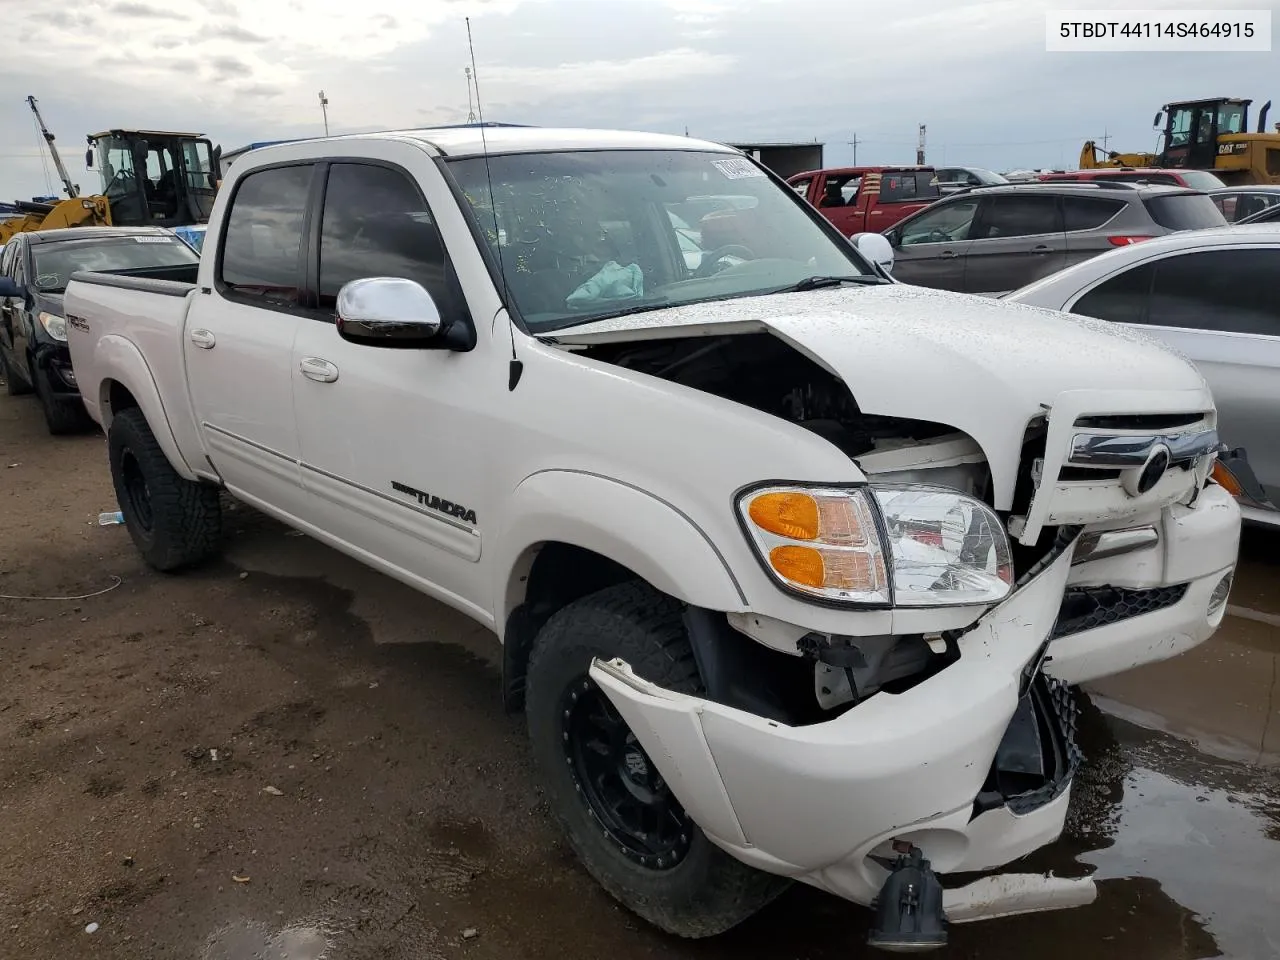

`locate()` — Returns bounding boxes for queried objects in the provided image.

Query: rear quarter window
[879,171,941,203]
[1143,193,1228,230]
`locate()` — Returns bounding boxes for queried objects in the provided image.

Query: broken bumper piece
[588,534,1097,924]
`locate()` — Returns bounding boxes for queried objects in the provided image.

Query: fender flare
[497,468,749,626]
[94,334,199,481]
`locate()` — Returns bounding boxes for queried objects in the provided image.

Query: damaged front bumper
[589,532,1095,924]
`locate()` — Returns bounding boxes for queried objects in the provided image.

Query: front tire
[107,407,222,571]
[33,364,92,435]
[525,581,790,937]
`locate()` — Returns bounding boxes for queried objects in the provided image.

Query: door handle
[939,250,958,259]
[1031,245,1052,254]
[189,329,215,349]
[300,357,339,383]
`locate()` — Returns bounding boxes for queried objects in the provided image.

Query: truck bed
[64,269,205,479]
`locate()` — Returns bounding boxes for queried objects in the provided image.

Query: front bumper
[589,484,1240,924]
[591,532,1088,918]
[33,340,80,398]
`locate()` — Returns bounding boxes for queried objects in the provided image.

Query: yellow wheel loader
[1,96,220,244]
[1080,97,1280,184]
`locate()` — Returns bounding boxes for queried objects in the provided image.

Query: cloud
[486,47,737,94]
[2,0,1276,202]
[110,1,190,18]
[208,23,269,42]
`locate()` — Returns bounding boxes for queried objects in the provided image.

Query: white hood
[548,284,1214,507]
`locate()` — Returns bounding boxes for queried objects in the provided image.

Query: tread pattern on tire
[108,407,222,571]
[526,581,791,939]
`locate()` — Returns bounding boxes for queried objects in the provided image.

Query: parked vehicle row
[53,126,1240,951]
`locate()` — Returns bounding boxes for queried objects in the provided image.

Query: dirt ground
[2,387,1278,960]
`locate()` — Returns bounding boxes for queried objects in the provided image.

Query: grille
[1051,583,1189,639]
[973,674,1082,818]
[1073,412,1207,431]
[1006,676,1083,815]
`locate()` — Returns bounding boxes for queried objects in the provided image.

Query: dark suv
[0,226,200,433]
[880,181,1228,295]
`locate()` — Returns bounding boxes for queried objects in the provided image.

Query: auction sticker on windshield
[134,237,175,243]
[712,158,766,179]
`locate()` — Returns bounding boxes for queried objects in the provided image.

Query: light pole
[318,90,330,136]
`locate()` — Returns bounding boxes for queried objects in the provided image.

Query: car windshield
[1177,170,1227,191]
[446,150,873,331]
[32,235,198,292]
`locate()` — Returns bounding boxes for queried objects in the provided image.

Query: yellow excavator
[1,96,220,244]
[1080,97,1280,185]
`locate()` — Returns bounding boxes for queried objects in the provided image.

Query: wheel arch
[496,469,750,712]
[93,336,198,481]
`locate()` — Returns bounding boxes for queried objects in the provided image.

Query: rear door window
[1070,262,1155,325]
[972,195,1063,239]
[1143,193,1227,230]
[219,163,315,306]
[1062,196,1125,231]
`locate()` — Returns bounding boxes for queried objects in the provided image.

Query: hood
[548,284,1213,507]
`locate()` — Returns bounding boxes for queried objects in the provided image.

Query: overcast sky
[2,0,1278,200]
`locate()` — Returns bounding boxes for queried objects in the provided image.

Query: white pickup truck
[64,127,1240,950]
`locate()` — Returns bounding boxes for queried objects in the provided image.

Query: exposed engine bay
[579,332,992,499]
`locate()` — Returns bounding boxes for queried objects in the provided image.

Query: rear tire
[1,348,32,396]
[525,581,790,938]
[107,407,222,571]
[33,364,92,435]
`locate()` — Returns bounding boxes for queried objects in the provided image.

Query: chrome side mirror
[335,277,442,347]
[852,232,895,274]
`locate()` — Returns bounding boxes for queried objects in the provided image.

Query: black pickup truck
[0,226,200,433]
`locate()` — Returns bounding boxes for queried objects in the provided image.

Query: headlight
[737,484,1013,607]
[38,312,67,341]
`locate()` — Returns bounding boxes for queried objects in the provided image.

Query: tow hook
[867,844,947,953]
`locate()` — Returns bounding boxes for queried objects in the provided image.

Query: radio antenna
[466,17,522,390]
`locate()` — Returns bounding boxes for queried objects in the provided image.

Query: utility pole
[318,91,330,136]
[1100,128,1110,153]
[464,67,476,123]
[916,124,926,165]
[847,133,859,165]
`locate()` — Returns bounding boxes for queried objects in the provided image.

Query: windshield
[31,235,198,292]
[1143,193,1228,231]
[446,150,872,331]
[1177,169,1227,191]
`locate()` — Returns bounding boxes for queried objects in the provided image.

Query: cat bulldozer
[1080,97,1280,185]
[1,96,220,244]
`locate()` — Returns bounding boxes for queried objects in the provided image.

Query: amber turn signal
[749,492,820,540]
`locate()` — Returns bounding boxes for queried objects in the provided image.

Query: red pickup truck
[788,166,941,235]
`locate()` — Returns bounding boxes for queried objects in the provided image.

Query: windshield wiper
[785,275,887,292]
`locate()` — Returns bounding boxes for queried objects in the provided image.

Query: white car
[1004,224,1280,526]
[62,126,1240,950]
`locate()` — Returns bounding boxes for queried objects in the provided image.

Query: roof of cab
[247,126,738,160]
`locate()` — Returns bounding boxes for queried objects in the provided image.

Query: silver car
[1003,224,1280,525]
[883,181,1227,296]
